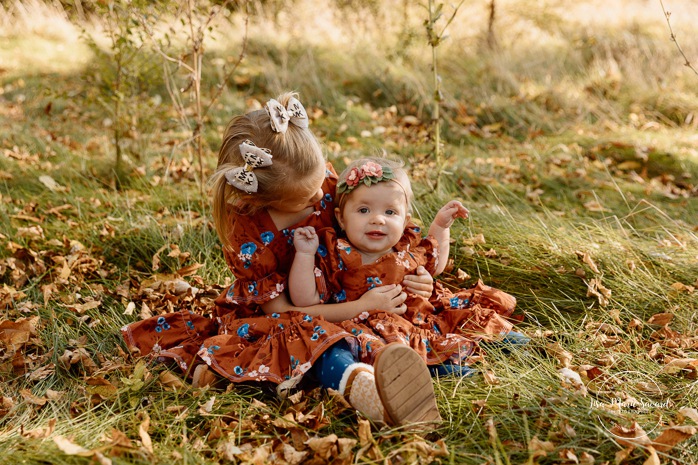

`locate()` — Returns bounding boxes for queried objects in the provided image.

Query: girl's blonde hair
[335,156,413,214]
[210,92,325,249]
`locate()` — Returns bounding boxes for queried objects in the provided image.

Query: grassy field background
[1,0,697,463]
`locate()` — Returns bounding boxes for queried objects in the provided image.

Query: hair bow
[225,140,273,193]
[265,97,309,133]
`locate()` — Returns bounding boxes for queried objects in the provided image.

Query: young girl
[289,158,524,377]
[121,93,440,426]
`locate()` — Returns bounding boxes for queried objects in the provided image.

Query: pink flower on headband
[336,161,395,194]
[361,162,383,178]
[346,167,362,187]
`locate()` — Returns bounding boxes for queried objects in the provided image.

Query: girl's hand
[434,200,469,229]
[293,226,319,255]
[359,284,407,315]
[402,266,434,298]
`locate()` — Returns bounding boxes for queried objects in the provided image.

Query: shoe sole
[374,343,442,427]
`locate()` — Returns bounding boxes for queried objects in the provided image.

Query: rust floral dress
[311,226,517,368]
[121,166,353,384]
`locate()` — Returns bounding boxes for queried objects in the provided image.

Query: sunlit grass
[1,0,697,463]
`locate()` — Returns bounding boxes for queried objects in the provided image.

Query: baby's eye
[358,207,369,214]
[386,209,396,215]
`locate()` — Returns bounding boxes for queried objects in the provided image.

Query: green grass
[1,0,697,464]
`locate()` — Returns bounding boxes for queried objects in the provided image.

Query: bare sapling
[424,0,463,189]
[139,0,249,196]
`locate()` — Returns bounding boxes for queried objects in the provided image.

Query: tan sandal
[374,343,442,427]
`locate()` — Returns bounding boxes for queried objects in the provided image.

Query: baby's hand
[434,200,469,229]
[293,226,319,255]
[359,284,407,315]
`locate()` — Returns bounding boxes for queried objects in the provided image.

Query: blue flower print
[226,286,235,300]
[240,242,257,256]
[186,320,195,330]
[247,282,259,296]
[449,297,470,309]
[311,333,319,341]
[260,231,274,245]
[239,242,257,269]
[338,258,346,271]
[234,366,243,375]
[367,276,382,290]
[320,193,333,209]
[237,323,250,339]
[155,316,171,333]
[423,339,432,353]
[432,323,441,335]
[271,313,280,318]
[290,356,299,370]
[317,245,328,257]
[207,345,220,354]
[282,228,295,244]
[366,341,373,353]
[303,315,313,322]
[334,290,347,302]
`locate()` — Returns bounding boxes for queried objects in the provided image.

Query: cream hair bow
[265,97,309,133]
[225,140,273,193]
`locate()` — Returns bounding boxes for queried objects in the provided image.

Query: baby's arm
[289,227,322,307]
[262,284,408,322]
[428,200,469,276]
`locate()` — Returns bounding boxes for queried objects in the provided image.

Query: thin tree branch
[203,2,249,118]
[659,0,698,76]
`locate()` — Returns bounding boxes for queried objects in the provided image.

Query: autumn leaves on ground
[0,0,697,464]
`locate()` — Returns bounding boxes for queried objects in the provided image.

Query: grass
[1,0,697,464]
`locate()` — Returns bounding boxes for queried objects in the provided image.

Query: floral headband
[336,161,395,194]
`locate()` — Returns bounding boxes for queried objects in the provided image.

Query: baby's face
[336,180,410,258]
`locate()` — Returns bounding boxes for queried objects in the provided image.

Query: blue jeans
[313,340,479,387]
[313,340,357,390]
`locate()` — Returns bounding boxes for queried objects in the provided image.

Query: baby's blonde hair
[335,156,413,214]
[210,92,325,249]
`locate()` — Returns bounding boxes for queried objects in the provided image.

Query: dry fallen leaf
[585,278,612,307]
[138,412,153,454]
[53,435,91,455]
[547,342,574,367]
[528,435,555,460]
[483,370,499,385]
[647,313,673,326]
[610,422,651,447]
[652,425,697,452]
[575,250,600,274]
[462,233,486,246]
[678,407,698,424]
[642,446,660,465]
[306,434,338,460]
[670,282,695,294]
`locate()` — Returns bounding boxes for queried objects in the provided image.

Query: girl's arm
[289,227,322,307]
[261,284,407,323]
[428,200,469,276]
